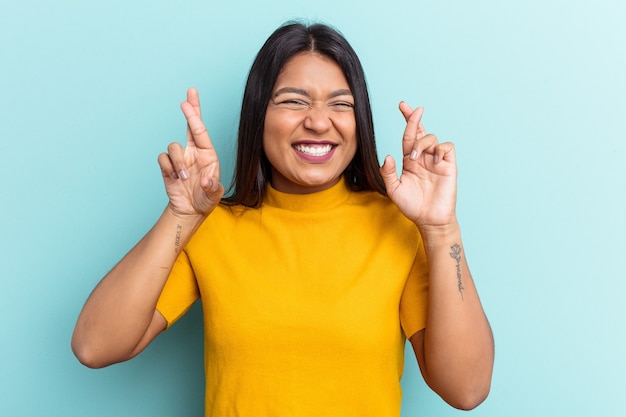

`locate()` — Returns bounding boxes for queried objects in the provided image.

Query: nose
[303,105,332,133]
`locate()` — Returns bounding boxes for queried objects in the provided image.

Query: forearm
[418,221,494,409]
[71,207,204,367]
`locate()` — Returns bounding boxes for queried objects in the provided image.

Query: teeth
[294,144,333,156]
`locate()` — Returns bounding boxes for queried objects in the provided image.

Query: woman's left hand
[380,102,458,228]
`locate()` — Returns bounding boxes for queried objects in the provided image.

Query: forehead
[273,52,350,91]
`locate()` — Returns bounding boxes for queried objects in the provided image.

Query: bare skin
[71,88,222,368]
[73,64,493,408]
[380,102,494,409]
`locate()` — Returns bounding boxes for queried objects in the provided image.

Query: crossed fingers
[158,88,215,181]
[399,101,453,165]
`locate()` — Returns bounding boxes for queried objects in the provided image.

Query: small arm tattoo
[449,243,464,300]
[174,224,183,253]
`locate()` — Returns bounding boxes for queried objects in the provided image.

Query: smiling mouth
[293,143,335,156]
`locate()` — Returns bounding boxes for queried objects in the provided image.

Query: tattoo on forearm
[449,243,464,300]
[174,224,182,253]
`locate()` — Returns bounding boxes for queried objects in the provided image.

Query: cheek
[263,110,295,144]
[333,112,356,134]
[335,119,358,151]
[262,115,279,154]
[262,122,287,169]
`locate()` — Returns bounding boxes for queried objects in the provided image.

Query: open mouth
[293,143,335,157]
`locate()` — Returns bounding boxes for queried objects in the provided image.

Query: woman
[72,22,494,416]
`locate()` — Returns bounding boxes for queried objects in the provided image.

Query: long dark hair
[223,21,386,207]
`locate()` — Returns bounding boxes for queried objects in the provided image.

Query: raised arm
[71,88,224,368]
[380,102,494,409]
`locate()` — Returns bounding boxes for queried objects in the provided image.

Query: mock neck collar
[264,179,352,212]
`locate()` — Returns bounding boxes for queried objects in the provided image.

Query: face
[263,52,358,194]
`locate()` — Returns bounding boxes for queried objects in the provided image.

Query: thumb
[380,155,400,193]
[201,175,224,196]
[195,176,225,215]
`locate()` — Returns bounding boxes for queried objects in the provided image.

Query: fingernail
[410,149,418,160]
[434,154,440,164]
[170,171,179,180]
[179,169,189,180]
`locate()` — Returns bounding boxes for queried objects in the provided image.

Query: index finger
[185,87,203,145]
[399,102,426,156]
[399,101,427,137]
[181,100,214,151]
[186,87,202,121]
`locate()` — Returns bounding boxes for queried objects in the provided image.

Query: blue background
[1,0,625,416]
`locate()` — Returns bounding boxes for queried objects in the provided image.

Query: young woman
[72,22,494,416]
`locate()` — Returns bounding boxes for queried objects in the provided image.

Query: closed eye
[282,99,307,105]
[329,101,354,111]
[276,99,310,109]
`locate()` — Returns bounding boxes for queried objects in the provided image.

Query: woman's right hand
[158,88,224,217]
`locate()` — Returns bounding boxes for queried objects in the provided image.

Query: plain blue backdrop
[1,0,625,416]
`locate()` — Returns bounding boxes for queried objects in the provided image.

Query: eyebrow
[273,87,353,99]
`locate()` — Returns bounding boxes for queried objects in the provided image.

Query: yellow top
[156,179,429,416]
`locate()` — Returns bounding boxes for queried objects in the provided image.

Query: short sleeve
[156,249,200,329]
[399,236,430,338]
